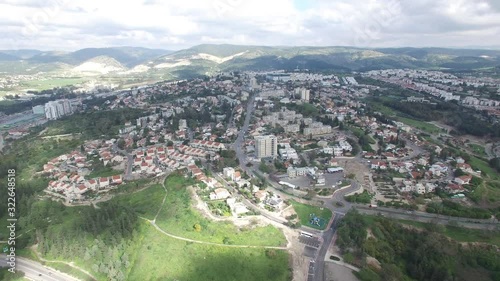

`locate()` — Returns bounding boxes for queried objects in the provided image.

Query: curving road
[0,254,81,281]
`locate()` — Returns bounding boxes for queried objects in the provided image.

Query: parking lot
[299,236,321,248]
[307,260,315,281]
[280,172,345,189]
[303,246,318,258]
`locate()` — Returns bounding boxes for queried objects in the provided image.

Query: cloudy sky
[1,0,500,51]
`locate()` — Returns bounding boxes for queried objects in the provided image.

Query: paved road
[0,254,81,281]
[233,93,256,175]
[111,143,133,180]
[311,213,344,281]
[355,205,500,230]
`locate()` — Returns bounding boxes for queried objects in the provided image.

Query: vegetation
[47,108,146,139]
[389,217,500,247]
[289,200,332,230]
[345,190,372,204]
[128,223,291,281]
[110,183,165,220]
[155,174,287,246]
[426,200,493,219]
[338,210,500,281]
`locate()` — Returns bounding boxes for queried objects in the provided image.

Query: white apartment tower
[295,88,310,102]
[255,135,278,159]
[44,99,73,120]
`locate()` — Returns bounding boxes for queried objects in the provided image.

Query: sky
[1,0,500,51]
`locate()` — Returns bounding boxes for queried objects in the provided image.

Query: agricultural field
[20,78,87,91]
[290,200,333,230]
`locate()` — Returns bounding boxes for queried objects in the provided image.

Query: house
[455,175,472,185]
[425,183,436,193]
[414,183,426,194]
[111,175,123,185]
[233,171,241,181]
[457,163,473,173]
[223,167,235,180]
[445,183,465,194]
[371,161,387,170]
[210,188,231,200]
[99,177,109,188]
[265,194,283,209]
[254,190,268,202]
[86,179,98,190]
[226,198,249,215]
[77,184,88,194]
[111,155,124,163]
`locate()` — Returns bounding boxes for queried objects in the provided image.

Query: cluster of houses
[43,142,125,200]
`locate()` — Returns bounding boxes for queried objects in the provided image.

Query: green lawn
[469,156,499,180]
[290,200,333,230]
[128,223,291,281]
[394,116,441,134]
[87,165,122,179]
[155,174,287,246]
[110,184,165,220]
[468,143,487,157]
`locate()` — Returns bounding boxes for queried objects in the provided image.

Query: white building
[223,167,236,180]
[255,135,278,159]
[45,99,73,120]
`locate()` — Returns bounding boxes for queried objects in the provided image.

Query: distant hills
[0,44,499,81]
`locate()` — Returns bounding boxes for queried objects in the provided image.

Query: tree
[193,223,202,232]
[117,138,126,150]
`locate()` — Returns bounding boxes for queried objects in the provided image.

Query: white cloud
[0,0,499,50]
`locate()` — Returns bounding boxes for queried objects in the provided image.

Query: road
[312,214,344,281]
[0,254,81,281]
[355,205,500,230]
[111,143,133,180]
[233,93,256,175]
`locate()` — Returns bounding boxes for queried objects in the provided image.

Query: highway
[0,254,81,281]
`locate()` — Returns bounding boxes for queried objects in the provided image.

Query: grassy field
[469,156,499,180]
[87,165,122,179]
[470,181,500,207]
[110,184,165,220]
[394,116,441,134]
[128,223,291,281]
[155,174,287,246]
[290,200,333,230]
[468,143,487,157]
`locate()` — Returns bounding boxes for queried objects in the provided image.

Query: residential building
[255,135,278,159]
[45,99,73,120]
